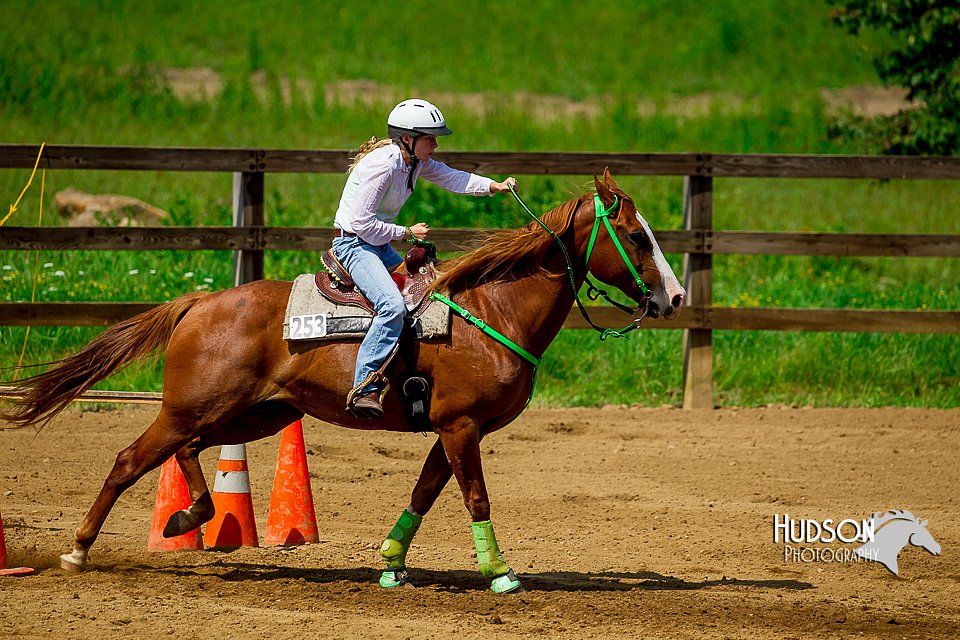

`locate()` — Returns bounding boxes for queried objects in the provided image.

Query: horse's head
[588,169,686,320]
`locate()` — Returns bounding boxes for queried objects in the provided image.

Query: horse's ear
[594,167,618,209]
[603,166,620,191]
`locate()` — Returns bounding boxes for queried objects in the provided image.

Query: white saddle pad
[283,274,450,341]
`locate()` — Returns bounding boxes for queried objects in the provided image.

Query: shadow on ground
[107,560,815,594]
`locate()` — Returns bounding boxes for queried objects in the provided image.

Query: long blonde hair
[347,136,395,173]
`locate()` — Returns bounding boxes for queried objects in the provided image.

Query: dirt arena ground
[1,405,957,639]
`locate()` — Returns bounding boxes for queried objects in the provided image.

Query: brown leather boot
[352,391,384,419]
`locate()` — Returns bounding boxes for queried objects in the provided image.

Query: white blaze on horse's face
[636,212,685,318]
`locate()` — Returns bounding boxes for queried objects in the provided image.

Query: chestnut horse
[0,170,685,593]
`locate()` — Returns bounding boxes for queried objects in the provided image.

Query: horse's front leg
[440,418,523,594]
[378,438,451,588]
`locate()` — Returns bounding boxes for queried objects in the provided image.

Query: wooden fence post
[232,171,265,286]
[682,175,714,409]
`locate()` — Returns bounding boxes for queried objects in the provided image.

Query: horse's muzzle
[634,292,685,322]
[667,293,685,318]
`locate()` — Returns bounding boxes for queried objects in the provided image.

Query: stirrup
[346,374,390,417]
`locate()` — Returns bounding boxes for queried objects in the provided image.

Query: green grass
[1,1,884,108]
[0,0,957,408]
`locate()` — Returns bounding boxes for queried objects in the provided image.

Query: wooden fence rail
[4,144,960,178]
[1,144,958,409]
[2,226,959,256]
[2,302,955,334]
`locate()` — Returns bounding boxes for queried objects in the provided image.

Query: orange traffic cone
[0,506,34,577]
[148,457,203,551]
[203,444,259,548]
[265,421,319,546]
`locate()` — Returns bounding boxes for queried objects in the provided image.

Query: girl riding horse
[1,168,685,594]
[334,99,517,418]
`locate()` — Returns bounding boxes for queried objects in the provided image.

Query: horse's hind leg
[161,401,305,539]
[60,414,192,571]
[62,401,301,570]
[159,438,216,538]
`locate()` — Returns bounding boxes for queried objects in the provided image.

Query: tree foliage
[827,0,960,155]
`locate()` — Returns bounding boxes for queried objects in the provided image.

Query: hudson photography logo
[773,510,941,576]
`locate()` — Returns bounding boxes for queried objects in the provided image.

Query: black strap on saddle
[397,326,432,434]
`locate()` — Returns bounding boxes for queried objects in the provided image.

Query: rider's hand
[490,177,518,194]
[409,222,430,240]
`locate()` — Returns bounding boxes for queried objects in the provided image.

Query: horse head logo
[854,510,940,576]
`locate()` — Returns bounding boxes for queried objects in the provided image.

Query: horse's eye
[628,231,653,253]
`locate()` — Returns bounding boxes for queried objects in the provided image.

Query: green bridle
[429,187,655,404]
[514,188,651,340]
[431,186,653,355]
[587,194,650,300]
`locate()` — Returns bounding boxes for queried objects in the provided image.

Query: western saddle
[315,240,438,316]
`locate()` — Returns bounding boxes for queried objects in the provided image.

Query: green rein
[428,292,540,368]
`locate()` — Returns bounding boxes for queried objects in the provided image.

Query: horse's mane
[430,195,586,294]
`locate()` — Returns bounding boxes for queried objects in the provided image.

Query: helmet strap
[398,135,419,190]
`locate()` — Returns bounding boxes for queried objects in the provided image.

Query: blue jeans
[332,236,405,394]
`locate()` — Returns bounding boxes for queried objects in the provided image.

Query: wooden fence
[1,144,959,409]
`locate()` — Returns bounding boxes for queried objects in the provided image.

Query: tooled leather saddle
[315,240,438,316]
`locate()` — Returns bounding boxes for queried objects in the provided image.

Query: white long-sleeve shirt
[334,143,494,246]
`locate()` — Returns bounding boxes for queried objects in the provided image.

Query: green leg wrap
[471,520,516,584]
[379,508,423,585]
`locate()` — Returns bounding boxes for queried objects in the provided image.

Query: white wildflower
[129,269,139,275]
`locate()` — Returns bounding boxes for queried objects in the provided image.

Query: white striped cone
[203,444,259,547]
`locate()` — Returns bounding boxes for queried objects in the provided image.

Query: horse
[854,510,941,576]
[0,169,685,593]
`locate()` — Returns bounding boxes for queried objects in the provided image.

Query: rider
[333,98,518,418]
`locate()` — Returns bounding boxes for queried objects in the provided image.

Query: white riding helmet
[387,99,453,139]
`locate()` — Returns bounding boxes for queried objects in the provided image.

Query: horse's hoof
[379,569,415,589]
[491,569,524,594]
[60,549,87,573]
[163,510,200,538]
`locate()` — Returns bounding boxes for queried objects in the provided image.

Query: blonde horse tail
[0,292,207,431]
